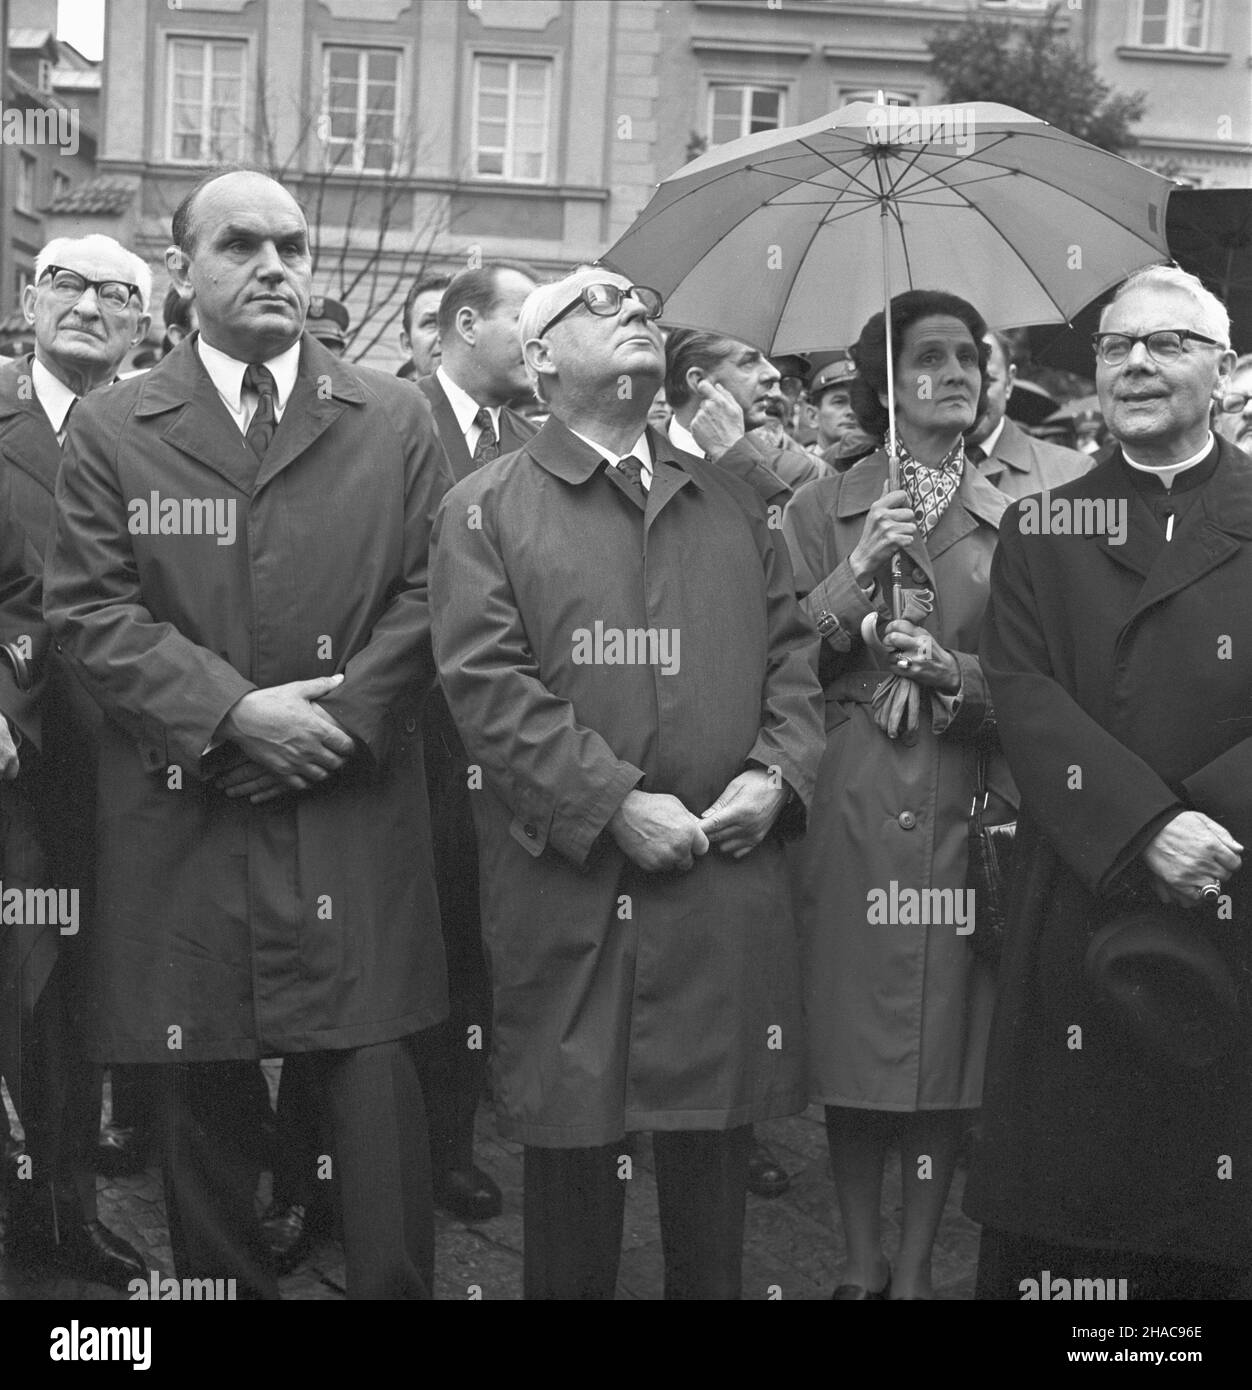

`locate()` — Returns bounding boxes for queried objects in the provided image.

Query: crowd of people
[1,163,1251,1302]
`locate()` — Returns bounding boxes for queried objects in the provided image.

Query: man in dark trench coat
[430,266,824,1299]
[42,170,450,1300]
[967,265,1252,1299]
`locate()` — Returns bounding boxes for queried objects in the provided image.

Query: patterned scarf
[897,436,965,538]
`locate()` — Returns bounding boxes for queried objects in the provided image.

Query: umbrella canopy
[605,100,1173,354]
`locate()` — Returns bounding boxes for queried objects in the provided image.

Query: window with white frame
[1138,0,1208,49]
[16,153,36,212]
[708,84,784,146]
[839,89,916,108]
[167,37,246,164]
[322,46,400,174]
[52,169,71,200]
[472,56,552,182]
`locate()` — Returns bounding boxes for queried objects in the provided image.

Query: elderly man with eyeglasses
[0,234,152,1289]
[966,264,1252,1299]
[430,265,824,1299]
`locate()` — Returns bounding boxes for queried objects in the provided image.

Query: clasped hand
[608,769,787,871]
[213,674,355,804]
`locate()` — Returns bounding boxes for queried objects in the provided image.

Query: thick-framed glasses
[1092,329,1225,367]
[40,265,140,312]
[538,283,663,338]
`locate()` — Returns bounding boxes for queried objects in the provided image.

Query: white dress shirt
[32,357,79,443]
[198,336,301,434]
[570,427,654,490]
[667,416,701,460]
[436,364,500,458]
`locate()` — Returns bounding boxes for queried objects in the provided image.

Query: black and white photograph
[1,0,1251,1365]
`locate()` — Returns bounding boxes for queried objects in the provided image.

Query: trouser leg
[653,1126,751,1300]
[523,1142,625,1299]
[320,1036,433,1300]
[160,1061,278,1300]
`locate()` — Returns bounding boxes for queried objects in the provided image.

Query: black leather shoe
[831,1265,891,1300]
[259,1201,317,1275]
[96,1123,148,1177]
[746,1142,790,1199]
[59,1220,148,1290]
[434,1165,503,1222]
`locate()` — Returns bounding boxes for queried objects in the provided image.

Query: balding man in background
[0,235,152,1288]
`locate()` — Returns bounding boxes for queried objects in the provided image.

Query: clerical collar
[1122,432,1214,491]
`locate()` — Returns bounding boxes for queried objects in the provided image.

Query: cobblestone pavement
[1,1099,979,1301]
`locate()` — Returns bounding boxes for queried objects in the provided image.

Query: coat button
[898,810,917,830]
[524,823,537,838]
[404,715,417,734]
[911,566,928,584]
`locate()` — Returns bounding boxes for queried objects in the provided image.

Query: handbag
[966,729,1017,966]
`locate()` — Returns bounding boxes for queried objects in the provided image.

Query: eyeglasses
[39,265,140,312]
[1091,329,1226,367]
[538,283,663,338]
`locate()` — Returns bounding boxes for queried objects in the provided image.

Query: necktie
[244,363,278,461]
[966,442,986,464]
[613,454,648,504]
[471,407,498,467]
[58,396,78,449]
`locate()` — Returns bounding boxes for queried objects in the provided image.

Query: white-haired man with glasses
[430,265,824,1299]
[967,264,1252,1298]
[0,234,151,1289]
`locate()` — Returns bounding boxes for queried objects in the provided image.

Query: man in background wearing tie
[431,266,824,1298]
[964,331,1090,498]
[0,235,151,1288]
[415,262,535,1224]
[43,170,450,1299]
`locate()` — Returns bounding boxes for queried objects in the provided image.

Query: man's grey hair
[517,264,627,401]
[1103,264,1231,347]
[35,235,152,313]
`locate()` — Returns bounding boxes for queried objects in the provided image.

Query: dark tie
[244,363,278,462]
[58,397,78,448]
[471,407,498,467]
[613,454,648,504]
[966,442,987,464]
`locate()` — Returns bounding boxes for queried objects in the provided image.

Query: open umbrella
[605,100,1174,734]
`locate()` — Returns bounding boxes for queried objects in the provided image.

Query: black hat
[306,296,350,349]
[1084,908,1241,1069]
[810,352,858,400]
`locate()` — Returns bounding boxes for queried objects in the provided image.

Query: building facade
[70,0,1251,369]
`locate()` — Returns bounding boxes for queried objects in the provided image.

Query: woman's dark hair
[848,289,990,441]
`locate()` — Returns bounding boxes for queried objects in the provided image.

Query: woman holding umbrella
[782,289,1016,1300]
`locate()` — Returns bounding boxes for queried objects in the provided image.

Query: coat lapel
[1120,440,1252,633]
[417,374,473,481]
[135,335,362,495]
[0,356,61,498]
[1091,454,1159,581]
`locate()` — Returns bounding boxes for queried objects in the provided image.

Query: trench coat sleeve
[715,436,799,511]
[43,401,255,773]
[315,399,449,762]
[0,477,46,750]
[981,504,1182,893]
[429,485,644,867]
[781,478,882,661]
[740,500,824,811]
